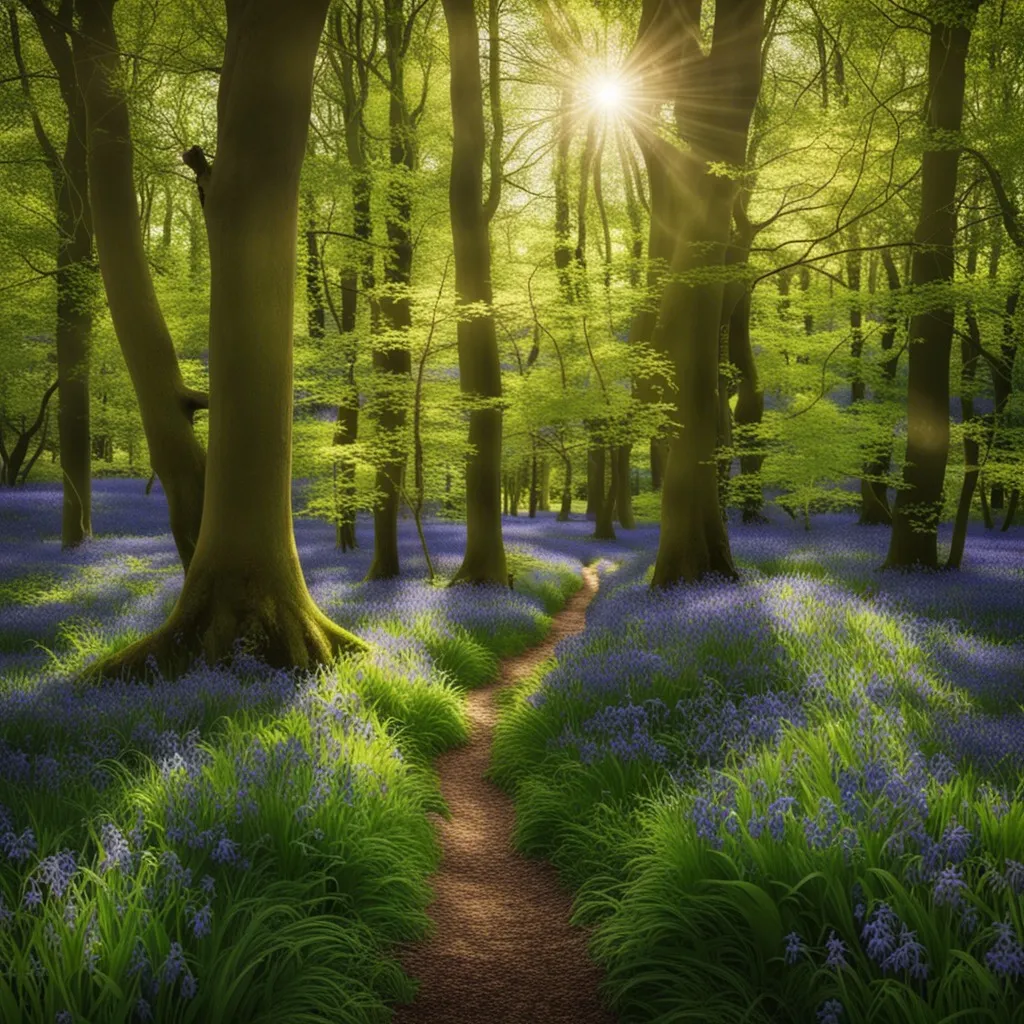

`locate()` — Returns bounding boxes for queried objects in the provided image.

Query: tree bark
[14,1,96,546]
[557,455,572,521]
[885,11,978,569]
[328,5,376,552]
[366,0,417,580]
[593,445,617,541]
[444,0,507,585]
[614,445,635,528]
[947,331,981,569]
[89,0,365,678]
[946,211,984,568]
[553,87,573,299]
[721,202,765,524]
[304,191,326,340]
[632,120,681,491]
[859,248,903,524]
[585,442,605,520]
[75,0,206,572]
[538,456,551,511]
[643,0,764,586]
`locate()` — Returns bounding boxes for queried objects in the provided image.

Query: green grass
[0,554,585,1022]
[491,562,1024,1023]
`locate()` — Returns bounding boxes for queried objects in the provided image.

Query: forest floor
[394,564,616,1024]
[4,481,1024,1021]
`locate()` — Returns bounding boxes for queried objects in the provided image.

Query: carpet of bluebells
[491,513,1024,1024]
[0,480,591,1023]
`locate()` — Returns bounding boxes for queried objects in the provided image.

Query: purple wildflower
[817,999,844,1024]
[986,922,1024,980]
[161,942,187,985]
[825,931,848,969]
[933,865,967,909]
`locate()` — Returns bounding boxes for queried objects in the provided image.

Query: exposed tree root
[82,586,366,683]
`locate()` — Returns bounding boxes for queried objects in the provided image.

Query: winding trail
[394,565,614,1024]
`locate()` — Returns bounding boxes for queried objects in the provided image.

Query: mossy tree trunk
[444,0,507,585]
[75,0,206,572]
[885,11,978,569]
[637,0,764,587]
[89,0,365,678]
[632,125,680,492]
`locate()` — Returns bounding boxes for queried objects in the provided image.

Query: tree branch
[482,0,503,222]
[963,146,1024,251]
[181,145,212,208]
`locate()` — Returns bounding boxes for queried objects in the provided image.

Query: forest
[1,0,1023,1020]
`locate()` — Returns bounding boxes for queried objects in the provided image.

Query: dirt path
[393,565,615,1024]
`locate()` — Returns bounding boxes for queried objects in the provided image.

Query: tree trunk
[614,445,635,528]
[538,457,551,511]
[859,248,903,524]
[1,382,58,485]
[593,446,617,540]
[15,2,96,546]
[885,13,977,569]
[366,0,416,580]
[946,211,983,569]
[730,281,765,523]
[329,9,375,553]
[557,455,572,521]
[1001,490,1018,531]
[585,443,605,520]
[75,0,206,572]
[646,0,763,587]
[444,0,507,585]
[554,87,573,299]
[528,449,538,517]
[848,225,864,403]
[984,288,1019,516]
[161,184,173,248]
[633,104,682,491]
[304,191,325,340]
[947,333,981,569]
[55,190,94,546]
[89,0,364,678]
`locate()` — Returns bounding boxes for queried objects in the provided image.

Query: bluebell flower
[986,922,1024,980]
[189,902,212,939]
[861,903,898,964]
[881,925,929,980]
[825,931,848,969]
[933,865,967,908]
[161,942,187,985]
[817,998,844,1024]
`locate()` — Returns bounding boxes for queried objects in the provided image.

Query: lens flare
[588,73,627,114]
